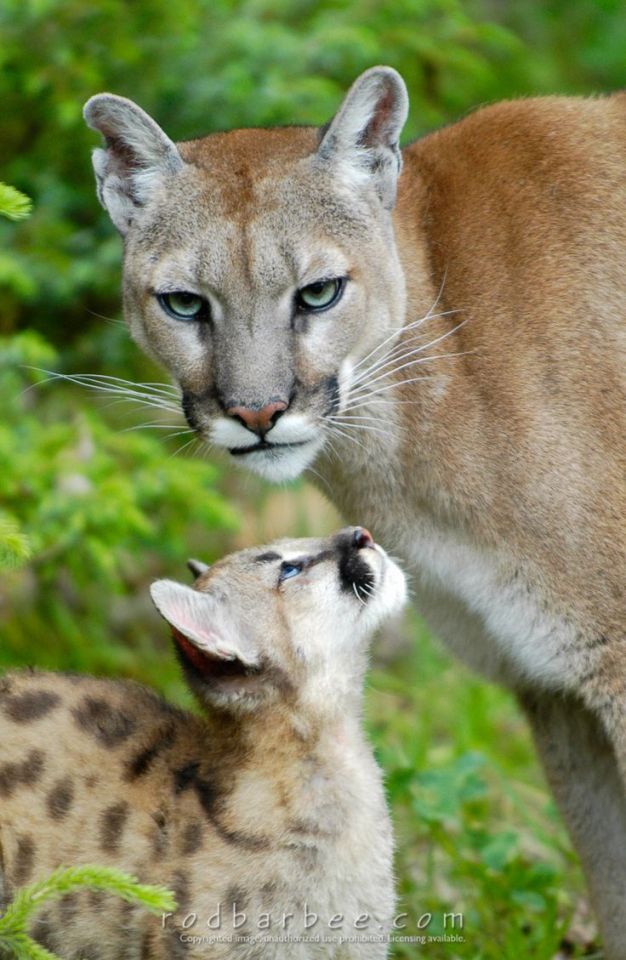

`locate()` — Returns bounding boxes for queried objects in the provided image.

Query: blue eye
[280,562,303,582]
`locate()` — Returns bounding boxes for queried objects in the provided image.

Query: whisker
[34,372,182,414]
[350,320,471,395]
[325,423,368,453]
[327,419,390,438]
[352,582,367,607]
[350,348,473,400]
[343,375,432,408]
[350,306,461,378]
[350,308,461,384]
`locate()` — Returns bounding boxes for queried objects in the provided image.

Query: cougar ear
[150,580,262,708]
[83,93,183,235]
[187,559,210,580]
[316,66,409,209]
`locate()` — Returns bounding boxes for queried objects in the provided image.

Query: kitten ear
[187,559,210,580]
[150,580,257,665]
[83,93,183,235]
[150,580,263,709]
[316,66,409,209]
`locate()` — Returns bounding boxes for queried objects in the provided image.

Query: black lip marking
[335,533,376,602]
[229,440,309,456]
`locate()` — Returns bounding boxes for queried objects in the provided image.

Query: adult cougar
[83,68,625,953]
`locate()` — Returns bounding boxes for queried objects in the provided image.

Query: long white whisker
[32,369,179,403]
[350,329,460,387]
[350,347,473,399]
[60,372,180,398]
[327,419,390,438]
[350,321,471,395]
[325,423,368,452]
[350,306,461,377]
[343,375,433,407]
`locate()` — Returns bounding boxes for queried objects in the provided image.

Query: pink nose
[226,400,288,435]
[353,527,375,549]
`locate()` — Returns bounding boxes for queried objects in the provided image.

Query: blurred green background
[2,0,624,955]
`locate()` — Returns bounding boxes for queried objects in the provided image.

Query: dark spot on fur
[260,880,279,902]
[125,724,177,781]
[84,774,99,789]
[173,761,201,794]
[99,802,129,852]
[181,391,202,433]
[0,749,45,797]
[173,762,270,851]
[224,884,249,911]
[119,898,137,926]
[76,942,104,959]
[254,552,281,563]
[31,910,55,951]
[322,374,340,416]
[179,820,204,856]
[170,870,190,911]
[168,926,191,957]
[73,697,136,747]
[584,634,612,650]
[141,929,159,959]
[150,810,169,859]
[59,892,78,925]
[89,889,106,909]
[3,690,60,723]
[46,777,74,820]
[14,834,35,885]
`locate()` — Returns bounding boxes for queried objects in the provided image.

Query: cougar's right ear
[83,94,183,235]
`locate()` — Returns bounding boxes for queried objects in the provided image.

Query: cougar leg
[519,688,626,960]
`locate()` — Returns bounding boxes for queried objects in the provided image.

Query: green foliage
[369,618,590,958]
[0,185,32,223]
[0,331,238,696]
[0,865,175,960]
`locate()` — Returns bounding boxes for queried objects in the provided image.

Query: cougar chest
[397,520,578,691]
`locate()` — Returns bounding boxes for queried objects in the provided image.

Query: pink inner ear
[171,628,249,683]
[168,609,235,661]
[172,628,218,676]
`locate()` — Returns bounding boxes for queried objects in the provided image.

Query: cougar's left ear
[83,93,183,234]
[316,66,409,209]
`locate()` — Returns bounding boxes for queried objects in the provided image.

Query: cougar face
[84,68,409,480]
[151,526,407,714]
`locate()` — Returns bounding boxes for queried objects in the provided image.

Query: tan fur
[0,531,406,958]
[84,71,625,953]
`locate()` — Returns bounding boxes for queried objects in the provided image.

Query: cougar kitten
[0,527,406,959]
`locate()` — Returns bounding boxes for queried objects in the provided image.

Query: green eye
[157,291,209,321]
[296,278,344,312]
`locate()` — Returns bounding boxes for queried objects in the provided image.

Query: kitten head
[150,527,407,717]
[84,67,409,482]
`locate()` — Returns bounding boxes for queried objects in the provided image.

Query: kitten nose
[226,400,288,436]
[352,527,375,550]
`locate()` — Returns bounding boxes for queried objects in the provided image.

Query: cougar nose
[226,400,288,436]
[352,527,375,550]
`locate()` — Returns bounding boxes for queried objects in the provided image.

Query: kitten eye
[157,291,209,322]
[279,561,303,582]
[296,278,344,312]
